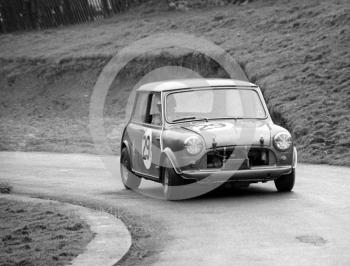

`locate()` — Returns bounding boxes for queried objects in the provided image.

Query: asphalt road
[1,152,350,266]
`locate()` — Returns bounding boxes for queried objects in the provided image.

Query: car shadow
[187,184,284,201]
[101,183,295,203]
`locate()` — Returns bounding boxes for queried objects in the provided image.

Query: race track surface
[1,152,349,266]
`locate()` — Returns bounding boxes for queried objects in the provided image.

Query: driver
[151,94,162,125]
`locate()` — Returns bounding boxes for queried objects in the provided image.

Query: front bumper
[181,165,293,184]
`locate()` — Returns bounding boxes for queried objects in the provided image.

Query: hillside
[0,0,349,165]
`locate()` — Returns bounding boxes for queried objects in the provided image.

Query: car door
[126,92,149,173]
[129,92,162,180]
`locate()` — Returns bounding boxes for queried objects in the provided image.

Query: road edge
[0,194,132,266]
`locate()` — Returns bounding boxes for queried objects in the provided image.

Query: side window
[132,93,149,123]
[147,93,162,126]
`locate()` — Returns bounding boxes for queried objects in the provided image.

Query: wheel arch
[159,147,182,181]
[292,146,298,169]
[121,140,133,169]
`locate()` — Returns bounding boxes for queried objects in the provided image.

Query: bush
[0,183,13,194]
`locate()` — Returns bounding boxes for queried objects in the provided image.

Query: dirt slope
[0,0,349,165]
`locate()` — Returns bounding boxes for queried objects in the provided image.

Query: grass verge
[0,198,93,266]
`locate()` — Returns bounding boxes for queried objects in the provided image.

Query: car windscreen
[165,88,266,123]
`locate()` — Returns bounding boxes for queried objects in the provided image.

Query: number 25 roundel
[142,129,152,169]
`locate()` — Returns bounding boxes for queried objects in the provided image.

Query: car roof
[136,79,257,92]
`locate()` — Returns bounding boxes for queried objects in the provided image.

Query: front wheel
[120,147,141,190]
[274,169,295,192]
[162,160,185,200]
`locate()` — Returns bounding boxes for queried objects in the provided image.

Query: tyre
[162,159,184,200]
[274,169,295,192]
[120,147,141,190]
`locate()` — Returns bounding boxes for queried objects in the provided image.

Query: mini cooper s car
[120,79,297,200]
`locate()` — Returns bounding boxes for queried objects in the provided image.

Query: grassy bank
[0,0,349,165]
[0,198,93,266]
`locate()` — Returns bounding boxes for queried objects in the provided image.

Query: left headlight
[184,136,204,155]
[273,132,292,151]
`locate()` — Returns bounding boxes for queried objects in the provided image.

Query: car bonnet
[180,120,271,149]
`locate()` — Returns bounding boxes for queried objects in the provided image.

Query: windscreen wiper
[172,116,197,122]
[172,116,211,123]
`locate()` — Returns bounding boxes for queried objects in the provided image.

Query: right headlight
[273,132,292,151]
[184,136,204,155]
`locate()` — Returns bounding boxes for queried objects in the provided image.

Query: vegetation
[0,0,147,33]
[0,183,12,194]
[0,198,93,266]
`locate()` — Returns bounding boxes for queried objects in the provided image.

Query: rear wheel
[120,147,141,190]
[274,169,295,192]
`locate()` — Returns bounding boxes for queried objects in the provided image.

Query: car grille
[199,147,273,170]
